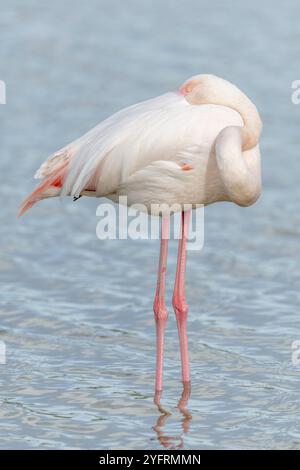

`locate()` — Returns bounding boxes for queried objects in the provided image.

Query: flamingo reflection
[152,383,192,449]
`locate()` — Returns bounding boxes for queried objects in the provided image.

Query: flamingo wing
[20,93,245,216]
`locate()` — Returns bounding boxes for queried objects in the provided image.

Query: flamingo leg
[153,216,170,392]
[173,210,191,384]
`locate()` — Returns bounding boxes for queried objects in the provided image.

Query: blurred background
[1,0,300,450]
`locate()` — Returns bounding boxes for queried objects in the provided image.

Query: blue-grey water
[1,0,300,450]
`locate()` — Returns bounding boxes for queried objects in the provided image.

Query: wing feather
[61,92,189,198]
[34,93,244,200]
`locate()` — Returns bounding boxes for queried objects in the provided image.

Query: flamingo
[19,74,262,392]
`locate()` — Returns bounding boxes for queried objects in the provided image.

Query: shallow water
[1,0,300,450]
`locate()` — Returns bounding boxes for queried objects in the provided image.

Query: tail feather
[18,163,67,217]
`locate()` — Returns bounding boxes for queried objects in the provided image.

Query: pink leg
[153,217,170,392]
[172,210,191,384]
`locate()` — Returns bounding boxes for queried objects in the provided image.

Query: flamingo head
[179,74,262,150]
[179,74,230,105]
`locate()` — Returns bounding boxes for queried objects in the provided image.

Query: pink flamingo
[19,74,262,392]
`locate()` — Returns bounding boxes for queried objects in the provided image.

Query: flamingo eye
[183,82,195,94]
[180,82,193,95]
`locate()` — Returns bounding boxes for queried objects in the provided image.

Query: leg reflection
[177,381,192,434]
[154,389,171,417]
[152,383,192,449]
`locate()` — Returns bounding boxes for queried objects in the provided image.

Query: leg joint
[172,296,189,318]
[153,297,168,321]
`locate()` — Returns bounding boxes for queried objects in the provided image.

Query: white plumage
[20,74,262,216]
